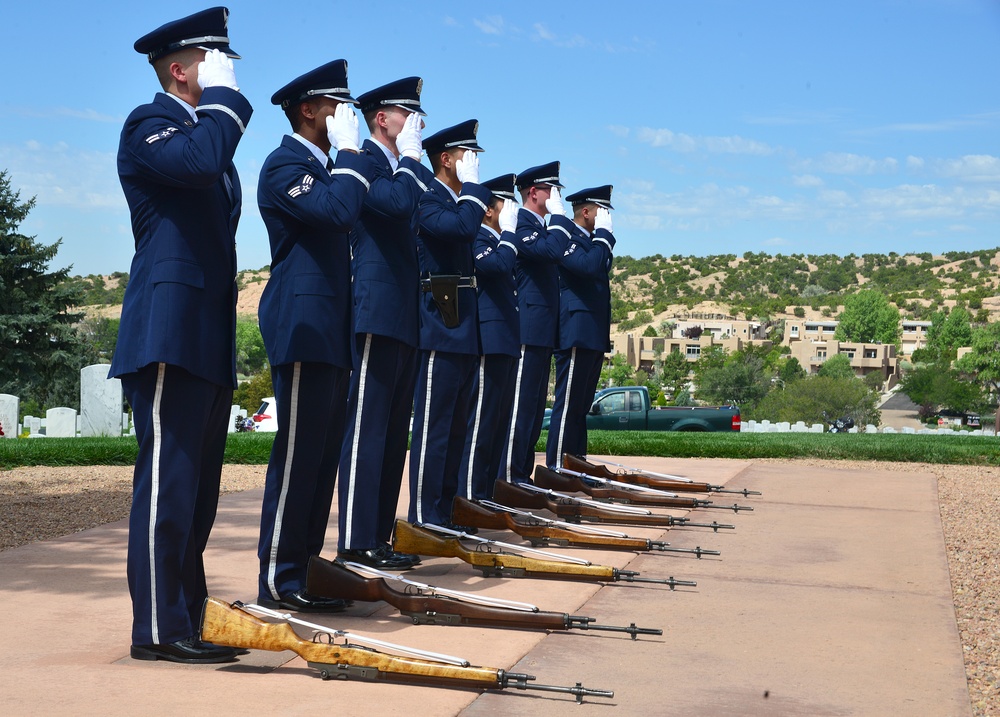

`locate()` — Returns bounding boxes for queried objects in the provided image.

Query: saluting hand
[455,149,480,185]
[396,112,423,161]
[545,186,566,216]
[197,48,239,91]
[594,207,613,233]
[326,103,360,153]
[499,198,518,233]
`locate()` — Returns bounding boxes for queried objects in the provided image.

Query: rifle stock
[392,520,694,589]
[305,556,661,639]
[538,467,753,513]
[564,454,761,497]
[201,597,614,700]
[492,479,735,532]
[451,498,720,558]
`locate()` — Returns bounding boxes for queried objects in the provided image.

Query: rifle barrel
[501,673,615,703]
[615,570,698,590]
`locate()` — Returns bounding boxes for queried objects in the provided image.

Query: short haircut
[152,47,203,92]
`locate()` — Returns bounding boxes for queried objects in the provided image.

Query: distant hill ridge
[71,249,1000,329]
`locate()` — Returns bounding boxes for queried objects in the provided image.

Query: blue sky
[2,0,999,276]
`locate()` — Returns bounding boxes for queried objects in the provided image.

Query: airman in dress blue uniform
[545,186,616,468]
[335,78,434,569]
[255,61,375,612]
[111,7,252,664]
[458,174,522,501]
[499,162,571,484]
[407,121,493,527]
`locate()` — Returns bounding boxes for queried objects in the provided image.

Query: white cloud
[607,125,630,138]
[473,15,508,35]
[764,237,790,246]
[0,141,123,211]
[793,174,824,188]
[906,156,925,170]
[936,154,1000,182]
[532,22,555,42]
[804,152,898,175]
[443,16,459,27]
[634,126,774,156]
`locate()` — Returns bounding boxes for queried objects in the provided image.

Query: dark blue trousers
[338,334,418,550]
[122,362,232,645]
[545,347,605,468]
[459,353,517,500]
[407,349,479,525]
[499,344,553,484]
[258,361,349,601]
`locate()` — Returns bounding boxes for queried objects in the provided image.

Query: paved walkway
[0,457,972,716]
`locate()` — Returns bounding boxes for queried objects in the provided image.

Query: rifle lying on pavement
[200,597,613,702]
[492,479,736,533]
[305,555,662,640]
[564,454,762,498]
[537,466,753,513]
[451,496,719,558]
[392,520,696,589]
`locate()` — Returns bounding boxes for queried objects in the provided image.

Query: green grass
[1,429,997,469]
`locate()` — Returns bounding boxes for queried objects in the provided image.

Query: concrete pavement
[0,457,972,716]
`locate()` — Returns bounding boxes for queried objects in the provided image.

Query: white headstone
[80,364,123,437]
[26,416,42,435]
[776,421,791,432]
[882,426,897,434]
[46,407,78,437]
[902,426,916,434]
[865,424,879,434]
[228,405,243,433]
[809,424,824,433]
[0,394,18,439]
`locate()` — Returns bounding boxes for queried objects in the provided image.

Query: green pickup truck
[545,386,741,432]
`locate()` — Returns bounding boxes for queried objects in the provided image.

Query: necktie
[326,157,335,174]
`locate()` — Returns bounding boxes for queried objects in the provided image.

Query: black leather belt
[420,274,477,291]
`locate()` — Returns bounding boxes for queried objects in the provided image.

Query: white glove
[499,199,518,233]
[455,149,480,184]
[544,186,565,216]
[396,112,423,161]
[197,48,239,91]
[594,207,613,233]
[326,103,360,153]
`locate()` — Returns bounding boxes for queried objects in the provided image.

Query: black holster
[425,274,461,329]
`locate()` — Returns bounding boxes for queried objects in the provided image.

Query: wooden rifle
[305,555,661,639]
[391,520,696,589]
[451,496,719,558]
[564,454,762,497]
[537,466,753,513]
[492,479,736,532]
[200,597,613,702]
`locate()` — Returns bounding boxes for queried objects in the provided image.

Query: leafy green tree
[232,369,274,415]
[696,350,770,410]
[659,350,691,398]
[754,376,880,427]
[642,324,658,337]
[835,289,901,345]
[817,353,855,380]
[77,316,120,362]
[927,307,973,362]
[955,321,1000,429]
[600,353,635,388]
[0,171,88,408]
[235,319,268,376]
[778,357,806,384]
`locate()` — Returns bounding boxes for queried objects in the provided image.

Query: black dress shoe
[443,521,478,535]
[257,589,352,613]
[131,636,237,664]
[380,542,421,565]
[339,544,416,570]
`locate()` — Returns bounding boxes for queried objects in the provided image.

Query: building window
[686,344,701,358]
[864,349,878,359]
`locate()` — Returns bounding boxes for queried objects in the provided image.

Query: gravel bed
[0,459,995,714]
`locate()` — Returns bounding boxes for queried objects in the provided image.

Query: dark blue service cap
[565,184,614,210]
[515,161,564,191]
[271,60,357,110]
[134,7,240,64]
[357,77,426,116]
[423,120,483,156]
[481,174,517,201]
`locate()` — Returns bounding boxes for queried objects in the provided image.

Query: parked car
[541,386,740,432]
[252,396,278,432]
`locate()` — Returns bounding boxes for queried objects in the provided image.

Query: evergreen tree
[0,171,87,408]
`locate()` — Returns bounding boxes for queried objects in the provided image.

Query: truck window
[629,392,642,411]
[597,393,625,414]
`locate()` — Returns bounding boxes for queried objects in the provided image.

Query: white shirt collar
[291,133,331,168]
[371,137,399,171]
[434,177,460,202]
[482,225,501,240]
[520,206,545,226]
[573,220,592,238]
[167,93,197,123]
